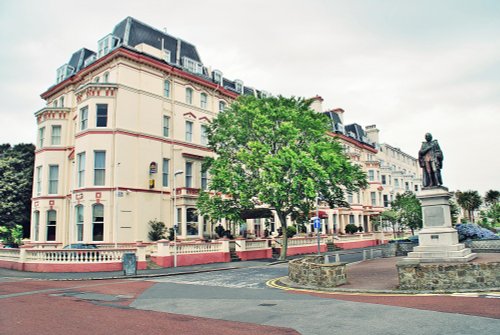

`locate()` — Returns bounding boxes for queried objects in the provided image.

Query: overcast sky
[0,0,498,195]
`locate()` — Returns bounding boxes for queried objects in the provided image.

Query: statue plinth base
[404,186,476,263]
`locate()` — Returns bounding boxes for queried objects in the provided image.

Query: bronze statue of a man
[418,133,443,188]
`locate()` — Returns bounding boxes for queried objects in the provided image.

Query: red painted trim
[330,132,378,153]
[41,47,238,101]
[151,252,230,268]
[334,239,378,249]
[31,196,67,201]
[72,187,171,195]
[199,117,211,123]
[274,244,328,256]
[236,249,272,261]
[35,147,74,155]
[183,112,197,119]
[182,153,206,160]
[74,129,212,152]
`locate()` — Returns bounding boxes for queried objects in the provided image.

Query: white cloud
[0,0,498,194]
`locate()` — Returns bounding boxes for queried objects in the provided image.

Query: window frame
[77,152,86,188]
[162,158,169,187]
[80,106,88,130]
[200,92,208,109]
[92,204,104,241]
[96,104,108,127]
[94,151,106,186]
[185,120,193,142]
[51,125,61,145]
[185,87,193,104]
[163,115,170,137]
[185,161,193,188]
[46,210,57,241]
[48,165,59,195]
[75,205,84,242]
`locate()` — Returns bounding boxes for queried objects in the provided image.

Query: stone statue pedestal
[404,186,476,263]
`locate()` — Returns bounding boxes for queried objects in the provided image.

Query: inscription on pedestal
[424,206,444,227]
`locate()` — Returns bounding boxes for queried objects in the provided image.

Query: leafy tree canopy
[456,190,482,223]
[197,95,367,259]
[0,143,35,238]
[391,191,422,235]
[484,190,499,206]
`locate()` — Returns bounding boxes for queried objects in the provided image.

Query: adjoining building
[31,17,420,247]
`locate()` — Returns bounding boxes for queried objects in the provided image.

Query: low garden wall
[288,255,347,288]
[397,259,500,290]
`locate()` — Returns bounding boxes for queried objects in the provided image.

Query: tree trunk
[277,211,288,260]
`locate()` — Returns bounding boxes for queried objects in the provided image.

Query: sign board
[313,217,321,229]
[149,162,158,174]
[116,191,124,197]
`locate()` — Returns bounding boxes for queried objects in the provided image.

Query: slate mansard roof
[51,17,266,98]
[113,17,202,64]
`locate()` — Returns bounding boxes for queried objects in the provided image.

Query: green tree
[456,190,482,223]
[484,190,499,206]
[380,209,399,238]
[0,143,35,238]
[479,203,500,227]
[449,200,460,224]
[197,95,367,260]
[391,192,422,235]
[148,219,166,241]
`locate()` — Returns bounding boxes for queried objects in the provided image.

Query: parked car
[63,244,100,261]
[389,236,419,244]
[63,243,98,249]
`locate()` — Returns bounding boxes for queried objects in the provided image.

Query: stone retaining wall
[397,260,500,290]
[288,256,347,288]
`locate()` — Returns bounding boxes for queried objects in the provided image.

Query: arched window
[103,72,109,83]
[92,204,104,241]
[185,87,193,104]
[75,205,84,242]
[33,211,40,242]
[47,210,57,241]
[186,208,198,236]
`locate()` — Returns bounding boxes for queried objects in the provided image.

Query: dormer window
[182,57,203,75]
[84,55,97,67]
[260,90,270,98]
[97,34,120,58]
[56,64,75,83]
[212,70,223,85]
[234,80,243,94]
[162,49,171,63]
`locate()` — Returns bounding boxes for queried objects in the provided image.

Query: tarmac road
[1,257,499,335]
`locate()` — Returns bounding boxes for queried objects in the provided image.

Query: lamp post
[173,170,183,267]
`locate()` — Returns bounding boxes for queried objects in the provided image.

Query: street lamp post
[173,170,183,268]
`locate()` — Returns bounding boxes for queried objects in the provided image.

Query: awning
[309,210,329,219]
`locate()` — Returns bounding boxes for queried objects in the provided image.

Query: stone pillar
[404,187,476,263]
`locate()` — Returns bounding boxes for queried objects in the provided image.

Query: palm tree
[484,190,500,206]
[455,190,482,223]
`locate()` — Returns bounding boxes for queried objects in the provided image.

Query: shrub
[345,223,358,234]
[148,219,166,241]
[286,226,297,238]
[456,223,499,241]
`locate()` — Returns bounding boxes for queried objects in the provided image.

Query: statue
[418,133,443,188]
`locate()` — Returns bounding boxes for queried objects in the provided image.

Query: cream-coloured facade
[31,17,420,246]
[31,17,244,245]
